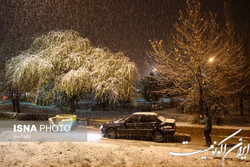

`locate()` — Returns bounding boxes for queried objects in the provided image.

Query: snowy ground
[0,102,249,166]
[0,141,249,167]
[0,128,249,167]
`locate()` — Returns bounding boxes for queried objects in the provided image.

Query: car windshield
[116,117,127,122]
[157,115,166,122]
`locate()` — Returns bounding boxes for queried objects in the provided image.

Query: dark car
[100,112,176,142]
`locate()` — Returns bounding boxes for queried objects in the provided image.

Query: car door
[119,115,139,137]
[137,115,157,137]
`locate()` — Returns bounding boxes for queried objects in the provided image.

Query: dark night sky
[0,0,249,76]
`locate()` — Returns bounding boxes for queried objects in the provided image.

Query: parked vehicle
[48,116,73,132]
[100,112,176,142]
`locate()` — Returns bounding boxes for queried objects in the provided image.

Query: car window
[157,115,166,122]
[139,115,155,123]
[125,115,139,123]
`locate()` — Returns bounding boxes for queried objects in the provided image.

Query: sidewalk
[176,122,250,137]
[177,122,250,130]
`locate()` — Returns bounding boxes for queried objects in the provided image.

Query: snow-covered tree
[208,24,249,116]
[141,72,162,103]
[6,30,138,113]
[148,0,248,121]
[148,0,223,115]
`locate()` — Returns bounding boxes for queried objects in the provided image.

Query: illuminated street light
[209,57,214,63]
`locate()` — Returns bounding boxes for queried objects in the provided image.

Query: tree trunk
[11,94,20,113]
[68,96,76,114]
[169,98,173,108]
[198,82,204,115]
[199,97,204,114]
[15,95,20,113]
[197,68,204,115]
[102,102,106,111]
[240,97,244,116]
[235,97,238,112]
[12,99,16,112]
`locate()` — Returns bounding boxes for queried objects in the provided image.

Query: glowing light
[3,96,7,100]
[209,57,214,62]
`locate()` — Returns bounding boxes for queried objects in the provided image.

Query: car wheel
[153,131,164,142]
[106,128,117,139]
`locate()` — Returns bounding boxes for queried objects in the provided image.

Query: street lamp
[203,56,215,74]
[208,57,214,63]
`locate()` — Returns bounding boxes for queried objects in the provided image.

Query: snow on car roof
[133,112,157,115]
[165,119,176,123]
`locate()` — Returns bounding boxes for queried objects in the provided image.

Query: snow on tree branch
[6,30,138,105]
